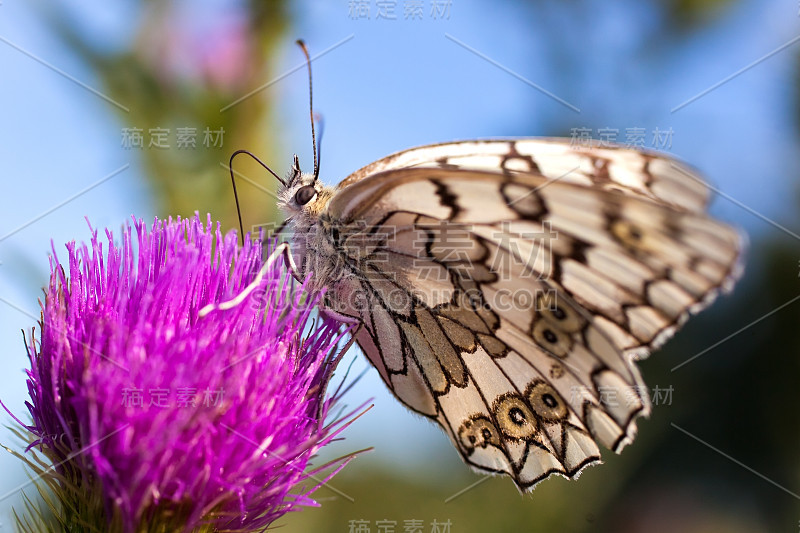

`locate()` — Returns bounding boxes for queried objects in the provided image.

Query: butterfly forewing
[340,139,712,213]
[287,139,742,490]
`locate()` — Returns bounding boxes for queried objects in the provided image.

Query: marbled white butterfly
[229,41,743,491]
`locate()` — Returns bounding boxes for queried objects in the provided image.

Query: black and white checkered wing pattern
[311,140,742,490]
[340,139,712,212]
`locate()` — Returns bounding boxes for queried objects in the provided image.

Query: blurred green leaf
[34,0,291,235]
[659,0,738,28]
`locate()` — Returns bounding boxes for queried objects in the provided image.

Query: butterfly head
[277,154,332,220]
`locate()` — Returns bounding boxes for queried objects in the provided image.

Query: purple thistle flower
[6,214,360,532]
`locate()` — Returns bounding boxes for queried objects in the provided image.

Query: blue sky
[1,0,798,524]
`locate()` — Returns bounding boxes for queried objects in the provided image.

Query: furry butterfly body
[276,138,742,490]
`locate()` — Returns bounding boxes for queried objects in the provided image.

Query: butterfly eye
[294,185,317,205]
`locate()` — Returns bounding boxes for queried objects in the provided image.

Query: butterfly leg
[319,305,361,326]
[276,240,304,282]
[313,310,365,418]
[198,242,296,317]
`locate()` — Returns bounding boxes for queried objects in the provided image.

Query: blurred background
[1,0,799,531]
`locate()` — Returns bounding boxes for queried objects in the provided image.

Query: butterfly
[270,136,743,491]
[225,42,743,491]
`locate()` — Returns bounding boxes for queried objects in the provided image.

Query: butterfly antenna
[229,149,286,247]
[296,39,319,179]
[315,112,325,178]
